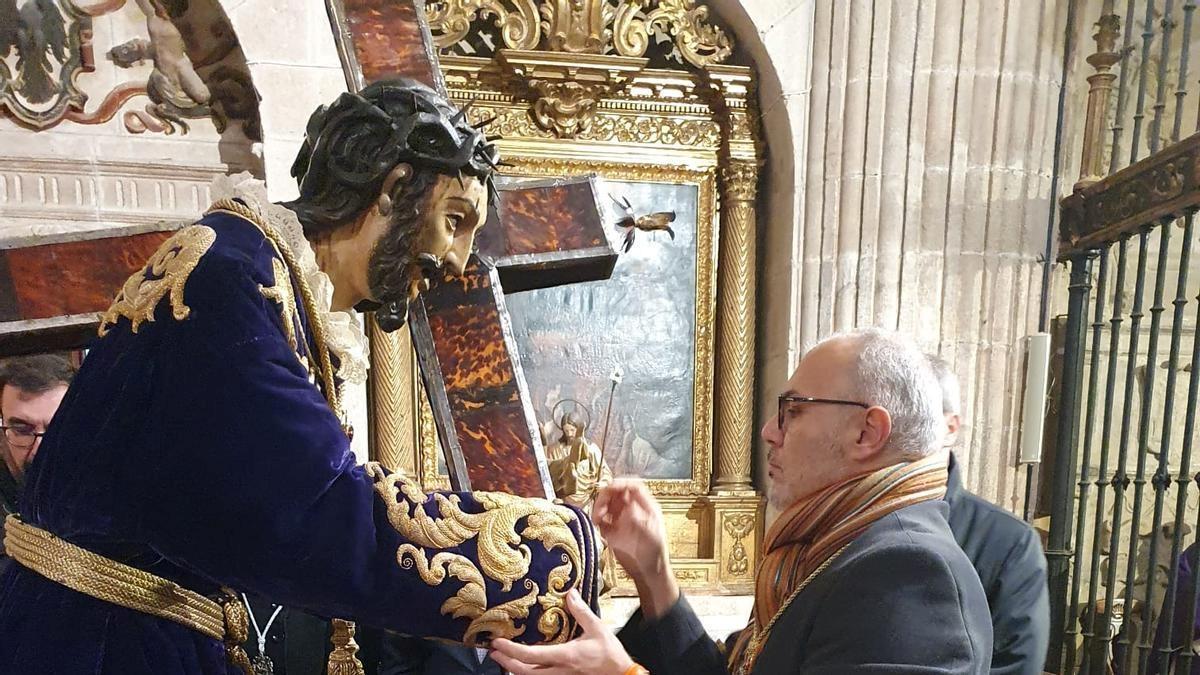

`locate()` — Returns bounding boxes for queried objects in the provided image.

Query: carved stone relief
[0,0,259,139]
[108,0,258,138]
[0,0,91,128]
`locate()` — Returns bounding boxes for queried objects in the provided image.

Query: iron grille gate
[1046,2,1200,673]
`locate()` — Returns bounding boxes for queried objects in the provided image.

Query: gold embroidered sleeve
[366,462,595,646]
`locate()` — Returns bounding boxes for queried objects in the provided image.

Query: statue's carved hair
[283,78,498,238]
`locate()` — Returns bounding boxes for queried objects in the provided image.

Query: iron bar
[1112,0,1142,174]
[1130,0,1161,164]
[1066,245,1112,674]
[1150,0,1177,155]
[1045,0,1083,336]
[1102,229,1151,670]
[1048,252,1099,671]
[1152,211,1196,673]
[1147,0,1176,153]
[1175,1,1196,140]
[1082,239,1131,673]
[1134,221,1177,673]
[1119,224,1167,675]
[1175,243,1200,673]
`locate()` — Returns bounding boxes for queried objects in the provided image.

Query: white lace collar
[210,172,371,385]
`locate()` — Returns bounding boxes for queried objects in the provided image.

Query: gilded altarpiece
[365,0,764,595]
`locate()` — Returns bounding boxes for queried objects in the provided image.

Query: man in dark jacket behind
[929,355,1050,675]
[491,329,993,674]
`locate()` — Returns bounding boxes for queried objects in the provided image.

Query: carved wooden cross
[0,7,620,670]
[0,0,618,503]
[411,178,615,497]
[328,0,620,499]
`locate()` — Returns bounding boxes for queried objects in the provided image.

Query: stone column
[708,67,760,493]
[792,0,1069,508]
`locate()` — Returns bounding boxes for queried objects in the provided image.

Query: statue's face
[409,173,489,288]
[366,171,488,332]
[563,422,579,440]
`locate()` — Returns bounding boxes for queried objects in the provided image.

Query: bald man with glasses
[490,328,992,675]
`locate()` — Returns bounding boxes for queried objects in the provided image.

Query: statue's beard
[364,215,442,333]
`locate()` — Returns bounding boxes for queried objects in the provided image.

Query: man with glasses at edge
[0,354,76,573]
[490,328,993,674]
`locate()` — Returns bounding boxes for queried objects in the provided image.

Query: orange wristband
[623,664,650,675]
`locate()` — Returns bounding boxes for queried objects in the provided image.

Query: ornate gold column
[707,66,759,493]
[1076,11,1122,190]
[366,317,418,474]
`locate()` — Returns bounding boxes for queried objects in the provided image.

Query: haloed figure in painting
[546,405,613,510]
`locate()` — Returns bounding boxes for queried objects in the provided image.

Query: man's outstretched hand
[489,589,635,675]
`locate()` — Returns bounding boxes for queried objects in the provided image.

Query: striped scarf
[727,454,949,674]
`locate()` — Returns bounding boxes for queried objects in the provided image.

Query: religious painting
[420,161,716,495]
[502,161,716,494]
[505,178,695,479]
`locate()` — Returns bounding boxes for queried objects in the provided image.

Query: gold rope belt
[3,514,226,640]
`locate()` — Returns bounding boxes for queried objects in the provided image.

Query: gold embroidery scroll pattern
[465,582,540,646]
[98,225,217,336]
[396,545,487,619]
[258,256,302,352]
[367,463,583,644]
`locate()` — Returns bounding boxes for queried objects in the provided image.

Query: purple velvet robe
[0,208,599,674]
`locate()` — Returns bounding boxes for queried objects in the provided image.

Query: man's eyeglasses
[776,394,869,431]
[1,424,45,450]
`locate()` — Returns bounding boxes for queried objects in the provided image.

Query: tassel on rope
[220,591,254,675]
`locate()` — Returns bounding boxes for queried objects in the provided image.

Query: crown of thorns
[291,79,501,195]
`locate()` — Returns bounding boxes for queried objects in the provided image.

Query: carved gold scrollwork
[722,513,755,576]
[464,102,720,147]
[541,0,608,53]
[721,160,758,202]
[427,0,731,68]
[528,79,607,137]
[427,0,541,50]
[612,0,732,68]
[494,50,646,138]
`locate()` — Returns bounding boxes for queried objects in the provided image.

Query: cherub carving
[107,0,219,135]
